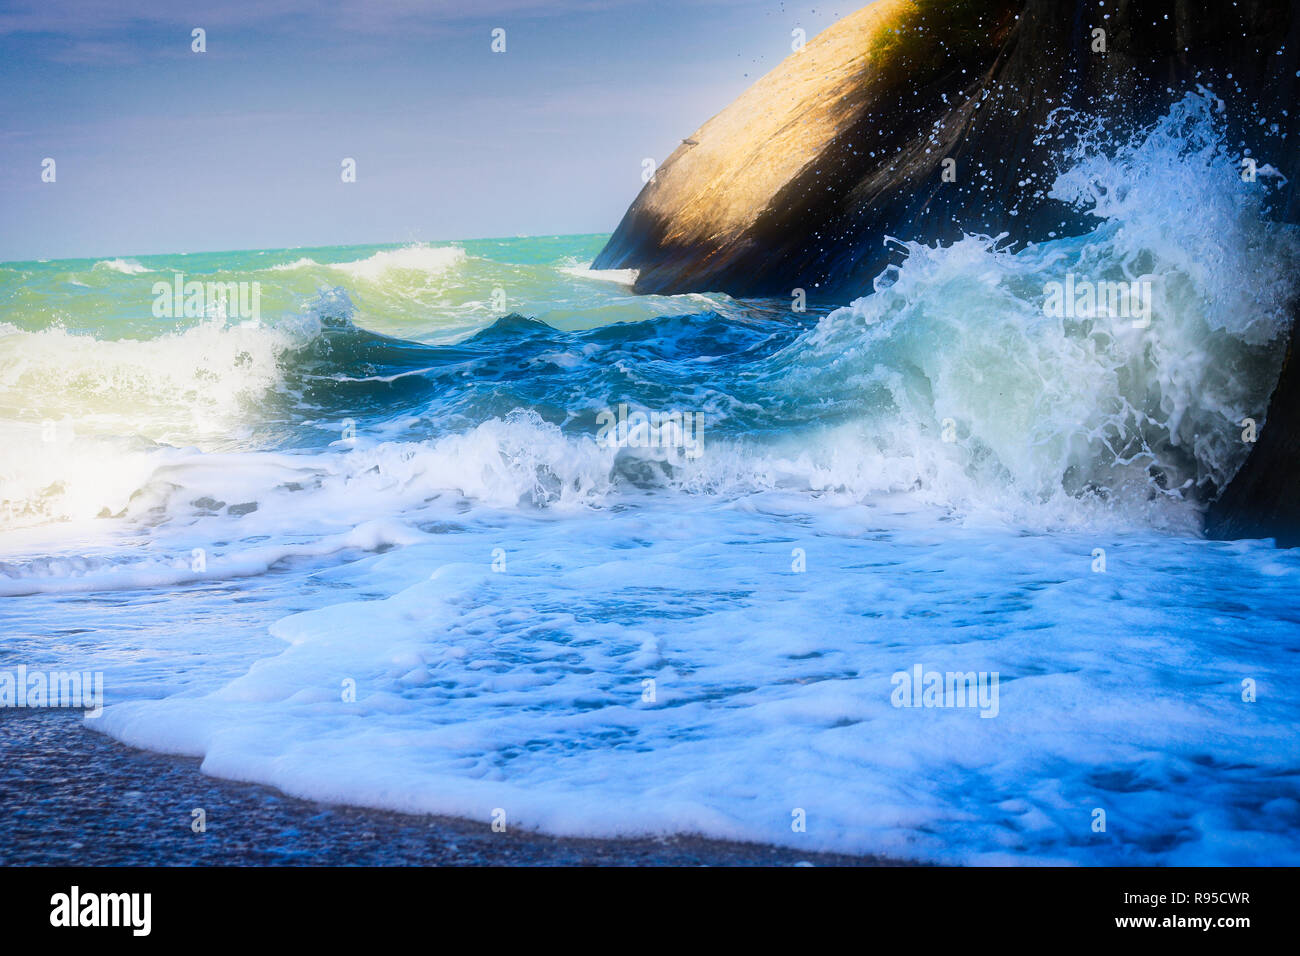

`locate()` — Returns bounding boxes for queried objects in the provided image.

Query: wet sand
[0,710,904,866]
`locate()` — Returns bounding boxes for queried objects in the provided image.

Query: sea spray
[2,96,1299,866]
[783,90,1299,519]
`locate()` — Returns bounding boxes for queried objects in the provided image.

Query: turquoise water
[2,92,1299,864]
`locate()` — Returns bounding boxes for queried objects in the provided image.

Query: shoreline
[1,710,908,867]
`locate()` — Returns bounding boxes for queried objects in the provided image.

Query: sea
[2,91,1299,864]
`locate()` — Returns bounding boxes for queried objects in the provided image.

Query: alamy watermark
[152,272,262,321]
[1043,273,1153,329]
[0,665,104,718]
[596,404,705,459]
[50,886,150,936]
[891,664,999,718]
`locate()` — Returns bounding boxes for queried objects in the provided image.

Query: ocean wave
[775,91,1299,513]
[0,314,328,527]
[3,95,1296,540]
[92,257,151,275]
[328,243,467,280]
[269,256,319,272]
[559,262,639,285]
[265,245,468,279]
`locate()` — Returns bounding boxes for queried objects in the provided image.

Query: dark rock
[595,0,1300,543]
[1205,308,1300,546]
[596,0,1297,299]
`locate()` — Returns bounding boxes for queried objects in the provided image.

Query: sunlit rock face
[595,0,1297,301]
[594,0,1022,298]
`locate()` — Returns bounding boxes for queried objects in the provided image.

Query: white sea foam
[92,258,151,275]
[559,263,639,285]
[264,245,467,285]
[0,316,321,527]
[780,90,1299,516]
[329,244,467,280]
[269,257,319,272]
[86,494,1300,864]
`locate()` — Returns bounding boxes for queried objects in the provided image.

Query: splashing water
[2,93,1298,864]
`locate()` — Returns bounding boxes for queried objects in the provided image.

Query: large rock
[596,0,1298,299]
[596,0,1300,543]
[594,0,1023,297]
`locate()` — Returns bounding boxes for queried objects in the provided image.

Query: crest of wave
[764,90,1300,523]
[0,315,322,526]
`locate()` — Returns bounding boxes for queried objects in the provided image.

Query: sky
[0,0,854,262]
